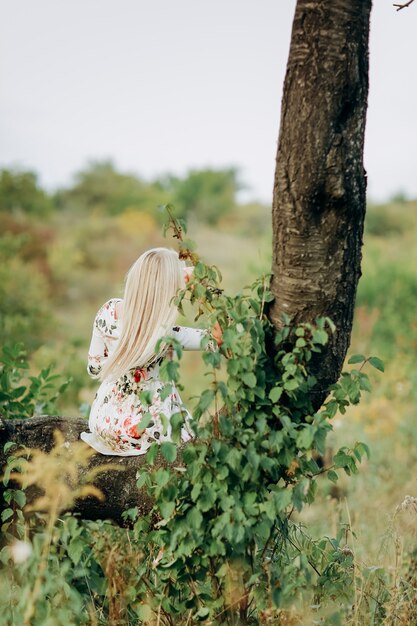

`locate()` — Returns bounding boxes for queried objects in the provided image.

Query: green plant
[0,434,109,626]
[105,211,381,624]
[356,263,417,359]
[0,343,70,419]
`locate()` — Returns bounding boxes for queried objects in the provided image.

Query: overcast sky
[0,0,416,204]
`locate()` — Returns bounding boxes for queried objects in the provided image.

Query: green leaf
[203,351,221,368]
[194,262,206,279]
[137,412,152,431]
[359,375,372,392]
[273,489,292,512]
[269,386,283,403]
[296,426,314,449]
[227,359,239,376]
[327,470,339,483]
[242,373,257,388]
[159,500,175,519]
[187,507,203,530]
[284,379,298,392]
[1,508,13,522]
[226,448,241,471]
[198,486,216,512]
[146,443,158,465]
[136,472,150,489]
[195,607,210,620]
[154,468,170,487]
[191,482,202,501]
[182,445,197,464]
[139,390,153,406]
[13,490,26,508]
[68,538,85,565]
[348,354,366,364]
[160,442,177,463]
[354,441,371,461]
[313,329,328,345]
[159,384,173,401]
[198,389,214,413]
[333,449,350,469]
[368,356,384,372]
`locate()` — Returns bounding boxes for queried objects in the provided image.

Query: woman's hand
[183,266,194,283]
[212,321,223,347]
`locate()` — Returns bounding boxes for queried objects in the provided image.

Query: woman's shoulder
[94,298,123,335]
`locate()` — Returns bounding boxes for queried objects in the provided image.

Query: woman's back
[81,297,214,456]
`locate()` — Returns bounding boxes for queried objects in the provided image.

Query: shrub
[0,343,70,419]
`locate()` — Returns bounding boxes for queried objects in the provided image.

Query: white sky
[0,0,416,204]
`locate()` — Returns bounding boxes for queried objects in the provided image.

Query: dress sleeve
[171,326,218,351]
[87,300,118,379]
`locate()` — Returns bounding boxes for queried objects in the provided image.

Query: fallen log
[0,415,176,524]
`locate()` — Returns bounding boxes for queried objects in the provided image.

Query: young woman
[80,247,221,456]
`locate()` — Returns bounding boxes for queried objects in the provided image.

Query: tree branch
[394,0,415,10]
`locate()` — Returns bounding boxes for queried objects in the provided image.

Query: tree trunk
[270,0,372,404]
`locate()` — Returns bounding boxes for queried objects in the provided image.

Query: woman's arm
[87,300,119,378]
[171,323,222,351]
[87,324,108,379]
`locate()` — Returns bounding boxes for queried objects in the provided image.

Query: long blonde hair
[99,247,184,381]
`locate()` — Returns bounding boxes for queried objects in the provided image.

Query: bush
[0,343,69,419]
[0,169,54,217]
[356,263,417,359]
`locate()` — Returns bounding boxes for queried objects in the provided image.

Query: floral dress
[80,298,214,456]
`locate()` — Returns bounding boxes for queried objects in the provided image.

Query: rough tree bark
[270,0,372,404]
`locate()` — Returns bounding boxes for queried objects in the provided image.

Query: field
[1,184,417,624]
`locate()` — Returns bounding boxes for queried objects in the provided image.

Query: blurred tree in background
[52,161,241,225]
[0,169,54,216]
[161,167,240,224]
[0,233,52,352]
[54,160,169,216]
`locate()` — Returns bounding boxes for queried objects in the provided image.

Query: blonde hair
[99,247,184,381]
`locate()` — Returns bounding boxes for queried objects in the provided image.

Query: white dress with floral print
[80,298,214,456]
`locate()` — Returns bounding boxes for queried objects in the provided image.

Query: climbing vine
[125,208,378,623]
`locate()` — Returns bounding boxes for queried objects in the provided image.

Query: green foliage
[123,246,378,623]
[52,161,244,226]
[0,169,54,216]
[0,343,70,419]
[356,262,417,359]
[0,230,53,352]
[0,442,110,626]
[1,443,27,546]
[55,160,169,216]
[365,194,417,237]
[0,258,51,353]
[162,167,240,224]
